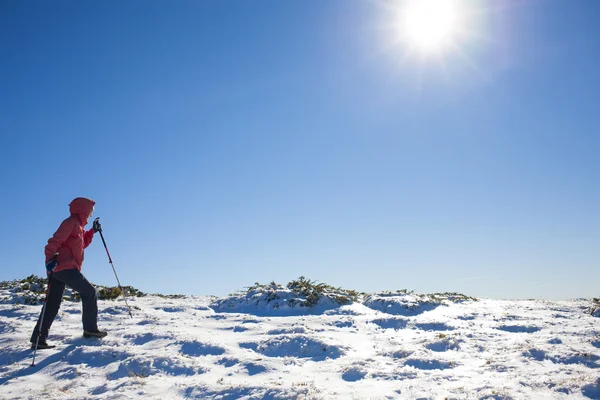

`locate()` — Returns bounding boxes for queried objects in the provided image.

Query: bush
[153,293,186,299]
[591,298,600,317]
[0,275,146,304]
[286,276,359,307]
[98,287,122,300]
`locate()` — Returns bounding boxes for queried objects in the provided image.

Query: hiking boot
[83,329,108,338]
[30,339,56,350]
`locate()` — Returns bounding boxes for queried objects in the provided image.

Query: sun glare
[401,0,462,54]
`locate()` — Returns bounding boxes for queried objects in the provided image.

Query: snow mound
[108,356,204,378]
[210,280,478,317]
[589,299,600,317]
[370,317,409,330]
[179,341,226,357]
[341,366,368,382]
[404,357,455,370]
[581,380,600,400]
[211,278,358,316]
[496,325,541,333]
[363,291,475,316]
[426,337,462,352]
[184,385,319,400]
[240,335,345,360]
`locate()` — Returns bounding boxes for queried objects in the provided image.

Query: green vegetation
[153,293,186,299]
[2,275,479,309]
[590,298,600,316]
[286,276,360,307]
[429,292,479,303]
[0,275,146,305]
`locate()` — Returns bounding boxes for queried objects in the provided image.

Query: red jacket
[45,197,96,272]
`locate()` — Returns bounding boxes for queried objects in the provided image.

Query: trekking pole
[31,271,53,367]
[95,218,133,318]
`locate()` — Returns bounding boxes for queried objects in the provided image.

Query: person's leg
[53,269,99,332]
[30,276,65,342]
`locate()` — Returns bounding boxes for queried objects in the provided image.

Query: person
[30,197,107,350]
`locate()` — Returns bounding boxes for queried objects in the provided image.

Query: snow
[1,283,599,399]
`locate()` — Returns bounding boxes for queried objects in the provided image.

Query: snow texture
[0,283,599,399]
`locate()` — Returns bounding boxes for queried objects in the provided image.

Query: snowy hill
[0,277,599,399]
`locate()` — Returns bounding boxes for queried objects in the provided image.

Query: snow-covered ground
[1,283,599,399]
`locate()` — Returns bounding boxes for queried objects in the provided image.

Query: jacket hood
[69,197,95,224]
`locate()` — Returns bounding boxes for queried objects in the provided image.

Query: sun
[400,0,463,55]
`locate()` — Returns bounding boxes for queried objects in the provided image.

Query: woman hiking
[31,197,107,350]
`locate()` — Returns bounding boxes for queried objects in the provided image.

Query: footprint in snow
[523,348,546,361]
[240,318,261,324]
[371,318,408,330]
[0,320,14,334]
[582,381,600,400]
[0,308,29,319]
[124,332,173,346]
[179,341,226,356]
[155,306,186,313]
[496,325,541,333]
[55,366,79,380]
[415,322,454,332]
[324,308,362,316]
[404,358,454,370]
[550,352,600,368]
[67,348,131,368]
[102,306,131,315]
[90,384,108,396]
[383,349,413,359]
[219,325,250,332]
[240,335,344,361]
[426,340,460,352]
[137,319,157,326]
[342,367,368,382]
[243,362,268,376]
[330,320,354,328]
[524,349,599,368]
[267,327,306,335]
[233,325,249,332]
[107,356,202,379]
[217,357,239,367]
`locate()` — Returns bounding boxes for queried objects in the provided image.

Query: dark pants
[31,269,98,341]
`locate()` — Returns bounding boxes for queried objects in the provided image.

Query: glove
[92,218,102,233]
[46,253,58,272]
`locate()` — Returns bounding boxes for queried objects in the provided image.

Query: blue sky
[1,1,598,299]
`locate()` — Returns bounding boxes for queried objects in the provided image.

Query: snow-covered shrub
[211,277,360,314]
[98,287,123,300]
[0,275,146,305]
[0,275,48,305]
[153,293,186,299]
[363,291,477,316]
[591,298,600,317]
[286,276,359,307]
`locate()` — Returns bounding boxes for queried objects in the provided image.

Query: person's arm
[45,217,76,261]
[83,228,95,248]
